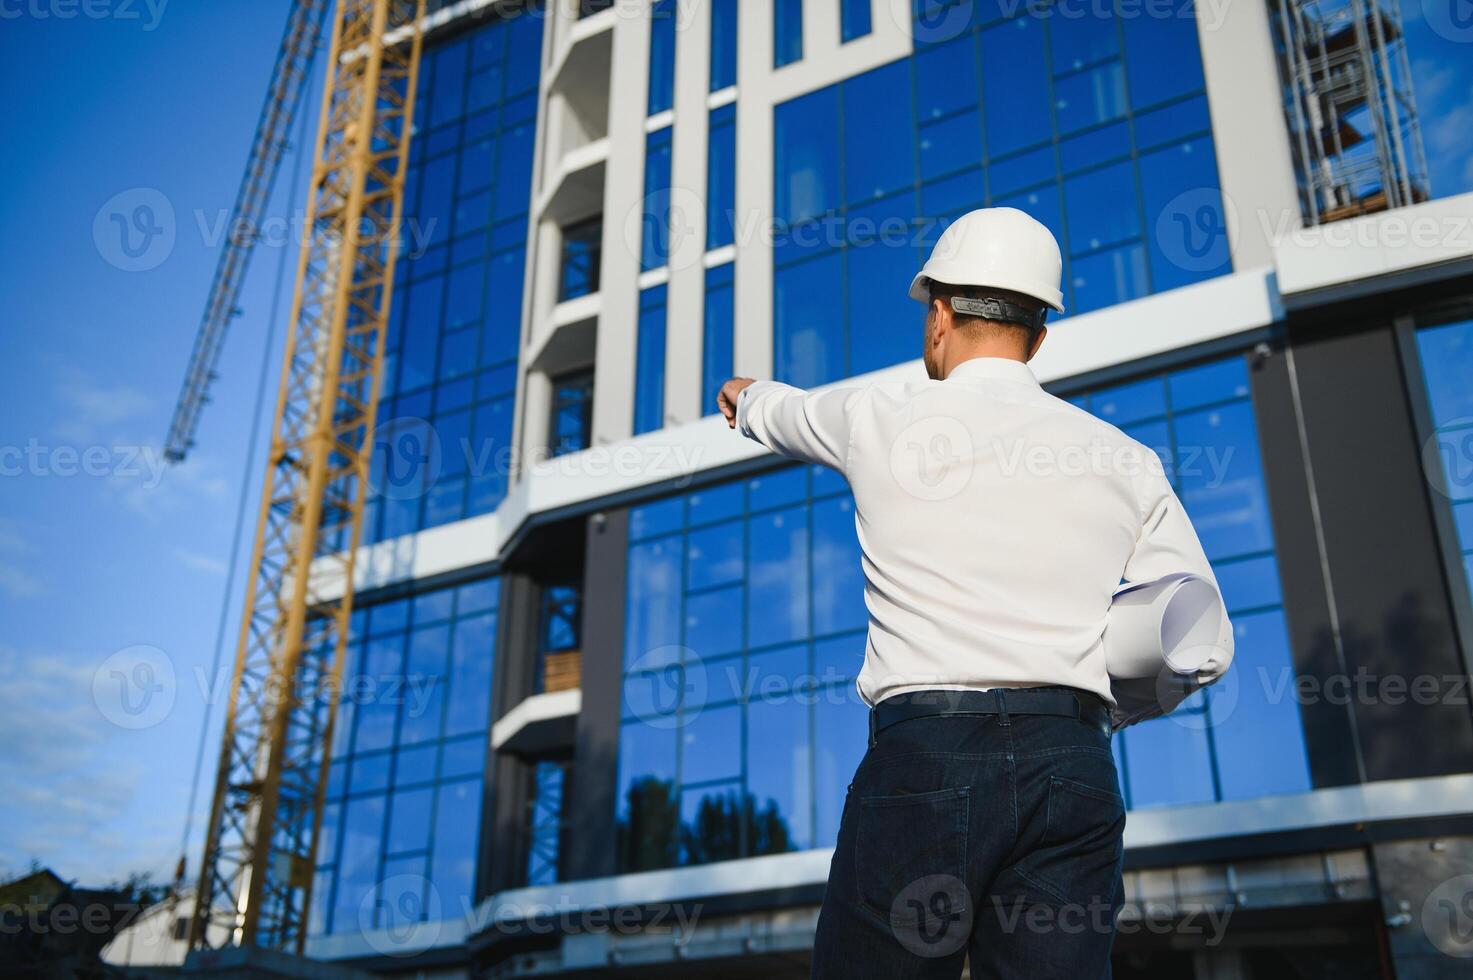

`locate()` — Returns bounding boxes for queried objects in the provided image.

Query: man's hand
[717,377,756,429]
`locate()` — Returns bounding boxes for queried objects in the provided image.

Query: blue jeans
[812,690,1125,979]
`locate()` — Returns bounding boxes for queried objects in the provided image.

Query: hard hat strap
[950,295,1047,332]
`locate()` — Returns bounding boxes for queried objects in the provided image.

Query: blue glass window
[1072,356,1310,809]
[775,0,803,67]
[634,285,668,435]
[770,5,1227,386]
[1416,319,1473,609]
[549,369,594,457]
[525,760,569,885]
[642,128,674,271]
[841,0,871,42]
[648,0,677,115]
[707,104,737,249]
[362,14,541,545]
[980,18,1051,157]
[774,85,839,226]
[558,216,602,301]
[842,61,914,205]
[710,0,738,91]
[617,467,869,871]
[775,251,843,389]
[313,576,500,935]
[703,263,735,415]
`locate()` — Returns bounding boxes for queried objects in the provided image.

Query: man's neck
[941,348,1028,380]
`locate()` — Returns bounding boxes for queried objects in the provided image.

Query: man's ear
[930,298,950,340]
[1025,325,1048,362]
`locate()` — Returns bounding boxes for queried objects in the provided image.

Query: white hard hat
[908,207,1065,313]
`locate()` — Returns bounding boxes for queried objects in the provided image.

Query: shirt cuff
[735,382,761,438]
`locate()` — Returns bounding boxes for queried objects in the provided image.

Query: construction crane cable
[176,97,316,886]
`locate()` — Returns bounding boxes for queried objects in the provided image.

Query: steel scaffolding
[1270,0,1429,225]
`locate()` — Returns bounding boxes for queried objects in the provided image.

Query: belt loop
[995,688,1010,727]
[868,707,878,747]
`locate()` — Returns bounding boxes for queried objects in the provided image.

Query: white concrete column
[664,0,714,425]
[1195,0,1301,268]
[591,10,652,445]
[731,0,774,380]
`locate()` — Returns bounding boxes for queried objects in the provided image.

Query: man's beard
[922,315,940,380]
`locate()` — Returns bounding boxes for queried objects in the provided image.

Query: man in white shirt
[717,208,1231,979]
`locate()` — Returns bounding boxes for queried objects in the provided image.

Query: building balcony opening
[547,21,612,161]
[549,368,594,458]
[536,581,584,694]
[558,215,602,301]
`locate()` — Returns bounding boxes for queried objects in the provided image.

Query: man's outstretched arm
[717,377,862,473]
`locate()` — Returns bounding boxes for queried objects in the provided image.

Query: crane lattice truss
[1270,0,1429,225]
[164,0,331,464]
[190,0,426,952]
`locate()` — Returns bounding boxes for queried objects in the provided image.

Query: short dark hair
[926,280,1046,348]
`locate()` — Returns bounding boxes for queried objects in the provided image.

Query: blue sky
[0,0,1470,890]
[0,0,304,886]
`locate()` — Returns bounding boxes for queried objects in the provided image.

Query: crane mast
[189,0,426,952]
[163,0,331,464]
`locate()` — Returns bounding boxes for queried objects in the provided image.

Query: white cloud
[172,548,227,577]
[113,449,231,521]
[1427,102,1473,158]
[0,520,43,598]
[51,367,154,446]
[1412,59,1455,105]
[0,646,164,882]
[0,564,44,599]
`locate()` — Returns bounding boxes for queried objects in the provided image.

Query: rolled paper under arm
[1102,573,1224,680]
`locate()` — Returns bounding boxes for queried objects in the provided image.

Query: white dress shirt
[736,357,1233,707]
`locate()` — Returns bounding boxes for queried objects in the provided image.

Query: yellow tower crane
[188,0,426,953]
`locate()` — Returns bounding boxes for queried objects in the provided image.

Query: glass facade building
[314,577,501,935]
[617,466,869,870]
[364,11,543,545]
[1072,357,1311,807]
[1416,319,1473,606]
[291,2,1473,976]
[773,2,1226,387]
[614,355,1315,872]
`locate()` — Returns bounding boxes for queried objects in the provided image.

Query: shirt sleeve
[1123,463,1235,685]
[736,381,862,473]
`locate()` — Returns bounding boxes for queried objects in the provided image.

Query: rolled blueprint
[1103,573,1222,679]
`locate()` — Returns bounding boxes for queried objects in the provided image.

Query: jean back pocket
[854,786,970,926]
[1027,775,1125,907]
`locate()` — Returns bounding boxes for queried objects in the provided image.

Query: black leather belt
[870,687,1111,739]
